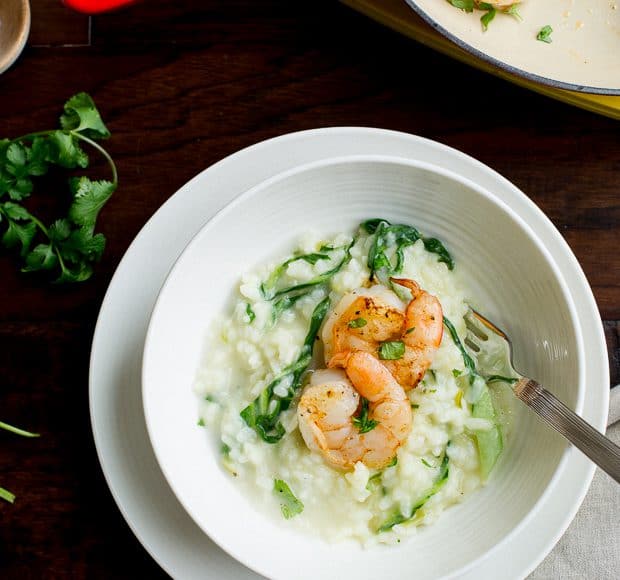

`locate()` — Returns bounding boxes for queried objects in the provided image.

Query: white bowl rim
[142,152,586,580]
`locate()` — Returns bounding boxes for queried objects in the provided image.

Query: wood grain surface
[0,0,618,577]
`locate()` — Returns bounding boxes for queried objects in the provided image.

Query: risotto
[194,219,513,544]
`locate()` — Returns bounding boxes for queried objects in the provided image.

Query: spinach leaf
[362,218,454,285]
[240,297,330,443]
[377,452,449,532]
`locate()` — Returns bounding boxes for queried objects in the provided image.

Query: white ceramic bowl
[143,155,584,580]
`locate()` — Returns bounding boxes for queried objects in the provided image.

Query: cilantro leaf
[348,317,367,328]
[47,131,89,168]
[245,303,256,324]
[22,244,58,271]
[537,25,553,43]
[60,92,111,140]
[352,397,379,434]
[1,218,36,256]
[378,340,405,360]
[68,177,115,229]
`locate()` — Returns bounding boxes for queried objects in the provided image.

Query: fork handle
[515,378,620,484]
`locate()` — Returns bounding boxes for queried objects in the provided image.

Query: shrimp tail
[390,277,421,298]
[328,351,352,370]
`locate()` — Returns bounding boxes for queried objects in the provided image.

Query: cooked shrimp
[297,352,412,469]
[322,278,443,390]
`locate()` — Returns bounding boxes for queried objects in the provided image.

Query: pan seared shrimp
[297,352,412,470]
[322,278,443,390]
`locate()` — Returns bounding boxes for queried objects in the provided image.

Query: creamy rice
[195,225,508,544]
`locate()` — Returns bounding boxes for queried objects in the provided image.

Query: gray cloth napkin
[529,386,620,579]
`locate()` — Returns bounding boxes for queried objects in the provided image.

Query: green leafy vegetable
[443,317,477,383]
[448,0,474,12]
[245,303,256,324]
[274,479,304,519]
[362,219,454,289]
[421,458,433,468]
[259,241,354,322]
[506,3,522,20]
[0,93,117,283]
[378,340,405,361]
[479,2,496,30]
[352,397,379,434]
[0,419,39,503]
[377,453,449,532]
[241,297,330,443]
[366,471,383,492]
[486,375,518,385]
[348,317,367,329]
[472,387,503,479]
[537,25,553,43]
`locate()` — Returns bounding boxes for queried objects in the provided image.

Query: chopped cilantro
[537,25,553,43]
[352,397,379,434]
[348,317,367,328]
[274,479,304,519]
[245,303,256,323]
[378,340,405,360]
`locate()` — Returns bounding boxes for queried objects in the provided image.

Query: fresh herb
[405,326,416,334]
[377,453,449,532]
[221,442,231,456]
[486,375,518,384]
[452,369,462,378]
[274,479,304,519]
[362,219,454,288]
[387,455,398,467]
[352,398,379,434]
[506,3,522,20]
[0,93,116,283]
[197,418,206,427]
[378,340,405,360]
[270,294,304,326]
[245,303,256,324]
[366,471,383,492]
[443,317,477,383]
[259,241,354,322]
[428,369,436,381]
[260,246,350,301]
[421,458,433,468]
[537,25,553,43]
[348,317,367,329]
[473,386,503,478]
[411,403,420,409]
[241,297,330,443]
[448,0,474,12]
[479,3,496,30]
[0,419,39,503]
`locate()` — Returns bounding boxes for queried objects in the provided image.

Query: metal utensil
[464,309,620,484]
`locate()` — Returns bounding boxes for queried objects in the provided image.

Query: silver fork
[464,309,620,485]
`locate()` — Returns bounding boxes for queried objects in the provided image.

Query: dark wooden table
[0,0,618,577]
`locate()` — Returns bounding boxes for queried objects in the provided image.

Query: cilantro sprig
[0,419,39,503]
[0,93,117,283]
